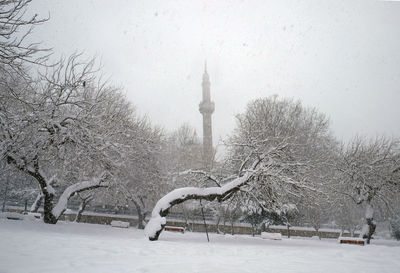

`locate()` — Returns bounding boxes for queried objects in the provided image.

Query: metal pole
[200,200,210,242]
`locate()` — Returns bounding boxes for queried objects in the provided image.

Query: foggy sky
[28,0,400,156]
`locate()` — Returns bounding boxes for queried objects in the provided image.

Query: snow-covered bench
[27,212,42,219]
[0,212,41,221]
[110,220,130,228]
[339,237,365,246]
[164,226,185,233]
[261,232,282,240]
[1,212,24,220]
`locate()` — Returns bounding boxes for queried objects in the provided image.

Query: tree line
[0,0,399,244]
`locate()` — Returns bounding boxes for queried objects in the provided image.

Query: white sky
[28,0,400,154]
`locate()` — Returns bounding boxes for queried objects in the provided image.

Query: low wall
[5,207,359,238]
[167,219,254,235]
[163,221,360,238]
[60,213,140,227]
[264,226,359,238]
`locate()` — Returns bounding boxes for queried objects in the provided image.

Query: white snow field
[1,219,400,273]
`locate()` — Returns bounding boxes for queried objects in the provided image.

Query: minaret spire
[199,63,215,171]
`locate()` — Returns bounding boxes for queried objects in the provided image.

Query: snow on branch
[177,169,222,187]
[0,0,50,72]
[51,173,109,219]
[145,172,251,241]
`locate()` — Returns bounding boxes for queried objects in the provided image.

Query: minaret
[199,63,215,171]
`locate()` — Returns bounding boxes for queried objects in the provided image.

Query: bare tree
[164,123,203,175]
[0,0,49,74]
[300,193,329,238]
[226,96,337,217]
[330,196,363,237]
[114,119,165,229]
[0,54,134,223]
[0,161,37,212]
[280,204,298,238]
[144,96,337,241]
[225,196,242,235]
[336,137,400,243]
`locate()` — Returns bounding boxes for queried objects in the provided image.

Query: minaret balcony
[199,101,215,114]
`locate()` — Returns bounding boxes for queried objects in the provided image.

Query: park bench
[110,220,130,228]
[164,226,185,233]
[339,237,365,246]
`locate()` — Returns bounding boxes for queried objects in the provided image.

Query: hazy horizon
[28,0,400,155]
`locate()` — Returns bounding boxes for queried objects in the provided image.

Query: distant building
[199,64,215,171]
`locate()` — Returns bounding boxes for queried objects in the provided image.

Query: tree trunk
[137,210,146,230]
[74,206,84,223]
[6,155,107,224]
[182,207,190,231]
[2,177,9,212]
[361,201,376,244]
[74,195,93,223]
[200,200,209,242]
[223,215,227,234]
[6,155,58,223]
[364,218,376,244]
[315,228,321,240]
[30,193,43,213]
[43,193,57,224]
[131,198,146,229]
[215,214,221,234]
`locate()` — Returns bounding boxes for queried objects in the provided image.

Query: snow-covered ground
[1,219,399,273]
